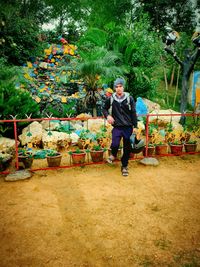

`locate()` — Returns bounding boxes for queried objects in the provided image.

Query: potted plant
[77,130,91,149]
[151,131,168,155]
[90,144,106,163]
[146,123,158,143]
[143,143,155,157]
[18,149,34,168]
[155,142,168,155]
[184,140,197,153]
[70,148,86,164]
[46,150,62,167]
[165,131,184,155]
[169,141,184,155]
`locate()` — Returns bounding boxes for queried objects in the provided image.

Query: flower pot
[71,151,86,164]
[155,144,168,155]
[0,154,13,171]
[90,150,104,163]
[143,146,155,157]
[18,155,33,168]
[170,144,183,155]
[184,143,197,153]
[108,148,122,160]
[46,153,62,167]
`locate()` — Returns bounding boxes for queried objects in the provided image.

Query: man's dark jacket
[103,92,138,128]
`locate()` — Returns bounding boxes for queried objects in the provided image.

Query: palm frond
[78,28,108,47]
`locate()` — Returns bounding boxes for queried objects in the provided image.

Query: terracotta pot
[90,150,104,162]
[71,151,86,164]
[184,143,197,153]
[46,153,62,167]
[155,144,168,155]
[143,146,155,157]
[170,144,183,155]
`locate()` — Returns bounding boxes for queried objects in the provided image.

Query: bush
[0,60,40,137]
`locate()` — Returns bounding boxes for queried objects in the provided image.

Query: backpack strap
[127,94,131,111]
[109,95,114,115]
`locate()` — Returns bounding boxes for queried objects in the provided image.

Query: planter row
[18,150,107,168]
[5,143,198,171]
[144,143,198,156]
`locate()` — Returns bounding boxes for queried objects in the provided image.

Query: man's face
[115,84,124,96]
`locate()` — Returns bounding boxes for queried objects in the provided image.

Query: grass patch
[154,238,171,250]
[139,256,153,267]
[173,250,200,267]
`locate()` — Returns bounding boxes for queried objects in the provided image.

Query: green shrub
[0,60,40,137]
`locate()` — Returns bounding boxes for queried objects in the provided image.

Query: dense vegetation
[0,0,200,124]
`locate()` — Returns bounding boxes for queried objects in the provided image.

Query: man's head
[114,78,125,96]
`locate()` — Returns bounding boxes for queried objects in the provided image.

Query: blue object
[136,97,148,116]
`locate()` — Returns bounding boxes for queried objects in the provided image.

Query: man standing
[103,78,138,176]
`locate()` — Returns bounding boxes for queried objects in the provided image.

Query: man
[103,78,138,177]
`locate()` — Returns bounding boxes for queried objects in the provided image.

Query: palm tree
[79,47,126,114]
[61,44,126,116]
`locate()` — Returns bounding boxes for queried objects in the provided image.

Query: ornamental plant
[46,150,60,157]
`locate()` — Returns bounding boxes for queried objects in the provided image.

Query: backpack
[109,93,131,114]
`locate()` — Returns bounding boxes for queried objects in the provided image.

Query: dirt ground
[0,155,200,267]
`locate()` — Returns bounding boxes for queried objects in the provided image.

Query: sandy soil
[0,155,200,267]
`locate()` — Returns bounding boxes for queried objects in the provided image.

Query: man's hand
[107,115,115,125]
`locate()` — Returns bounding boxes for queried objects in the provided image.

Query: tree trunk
[179,71,190,125]
[173,65,180,107]
[170,65,175,87]
[163,66,169,106]
[164,46,200,125]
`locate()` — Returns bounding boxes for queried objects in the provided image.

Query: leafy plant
[79,129,91,140]
[46,150,60,157]
[185,140,197,144]
[170,140,183,145]
[155,141,166,145]
[18,148,33,158]
[147,143,154,147]
[91,144,102,151]
[0,60,40,121]
[70,148,84,154]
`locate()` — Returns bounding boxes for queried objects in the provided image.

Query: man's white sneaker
[107,155,115,164]
[121,166,129,176]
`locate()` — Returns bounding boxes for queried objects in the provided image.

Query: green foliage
[86,0,133,28]
[79,129,91,140]
[40,99,77,118]
[136,0,196,34]
[78,28,108,47]
[0,60,40,120]
[186,140,197,144]
[72,148,83,154]
[72,46,126,89]
[79,18,163,99]
[18,148,33,158]
[55,122,74,134]
[0,2,46,65]
[91,144,102,151]
[47,150,59,157]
